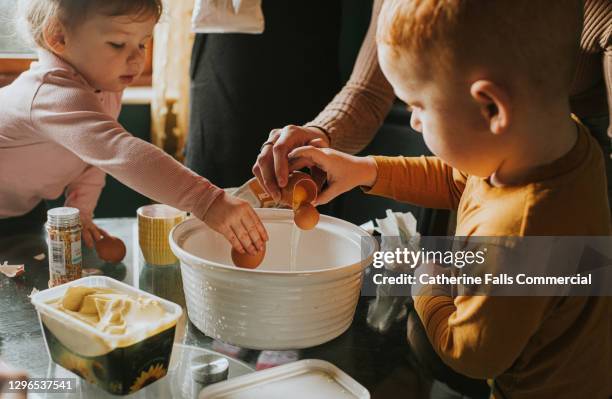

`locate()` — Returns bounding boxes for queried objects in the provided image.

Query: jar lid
[191,354,229,385]
[47,207,81,228]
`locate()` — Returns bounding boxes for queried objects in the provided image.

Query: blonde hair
[377,0,583,95]
[18,0,163,49]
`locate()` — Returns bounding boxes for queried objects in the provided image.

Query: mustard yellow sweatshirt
[366,122,611,398]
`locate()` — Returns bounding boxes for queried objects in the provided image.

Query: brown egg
[292,184,309,209]
[294,203,320,230]
[231,245,266,269]
[95,235,127,263]
[280,171,318,209]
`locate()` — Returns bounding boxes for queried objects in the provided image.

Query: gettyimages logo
[361,236,612,297]
[372,247,487,269]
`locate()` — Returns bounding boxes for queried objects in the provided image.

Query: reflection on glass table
[31,344,252,399]
[0,218,429,399]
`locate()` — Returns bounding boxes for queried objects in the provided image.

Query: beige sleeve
[307,0,395,154]
[603,30,612,139]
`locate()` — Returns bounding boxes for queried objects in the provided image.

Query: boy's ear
[43,19,67,55]
[470,80,511,135]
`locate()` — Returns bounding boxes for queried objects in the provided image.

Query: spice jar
[46,207,82,287]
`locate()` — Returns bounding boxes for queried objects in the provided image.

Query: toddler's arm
[288,146,378,205]
[31,73,266,253]
[289,146,467,209]
[64,165,105,221]
[64,165,106,248]
[413,295,555,379]
[31,81,220,220]
[365,155,467,210]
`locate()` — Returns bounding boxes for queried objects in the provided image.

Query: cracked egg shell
[294,203,320,230]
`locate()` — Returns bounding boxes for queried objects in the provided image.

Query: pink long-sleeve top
[0,50,224,221]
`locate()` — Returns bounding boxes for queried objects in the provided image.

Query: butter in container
[31,276,183,395]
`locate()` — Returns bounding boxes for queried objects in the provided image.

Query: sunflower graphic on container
[130,363,167,392]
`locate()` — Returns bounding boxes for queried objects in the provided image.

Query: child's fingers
[288,157,314,173]
[308,138,328,148]
[248,208,269,242]
[232,223,257,255]
[242,218,264,252]
[222,226,246,254]
[82,228,94,248]
[91,225,104,242]
[288,146,328,170]
[96,227,110,239]
[314,183,343,206]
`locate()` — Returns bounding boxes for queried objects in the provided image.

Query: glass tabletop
[0,218,429,398]
[30,344,253,399]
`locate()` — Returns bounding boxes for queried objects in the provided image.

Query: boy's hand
[253,125,330,202]
[203,192,269,255]
[288,146,378,205]
[81,218,104,248]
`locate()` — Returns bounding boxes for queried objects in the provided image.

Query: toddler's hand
[203,192,269,255]
[288,146,378,205]
[81,218,104,249]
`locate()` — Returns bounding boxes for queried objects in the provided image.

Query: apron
[187,0,343,189]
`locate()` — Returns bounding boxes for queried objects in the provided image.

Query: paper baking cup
[138,205,186,266]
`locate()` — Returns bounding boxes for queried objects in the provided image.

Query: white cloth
[192,0,264,34]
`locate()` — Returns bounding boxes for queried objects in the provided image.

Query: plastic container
[31,276,183,395]
[170,208,377,350]
[199,359,370,398]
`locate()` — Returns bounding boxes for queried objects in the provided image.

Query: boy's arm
[64,166,106,221]
[30,74,224,221]
[307,0,395,154]
[414,295,555,379]
[364,155,468,210]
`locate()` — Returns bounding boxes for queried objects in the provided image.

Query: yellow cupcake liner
[138,207,185,266]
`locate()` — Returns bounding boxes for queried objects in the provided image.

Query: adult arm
[307,0,395,154]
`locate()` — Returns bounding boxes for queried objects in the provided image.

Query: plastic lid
[199,359,369,398]
[47,207,80,228]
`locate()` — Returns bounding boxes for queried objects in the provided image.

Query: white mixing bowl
[169,208,377,350]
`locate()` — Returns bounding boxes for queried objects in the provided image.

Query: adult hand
[252,125,330,202]
[288,146,378,205]
[203,192,269,255]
